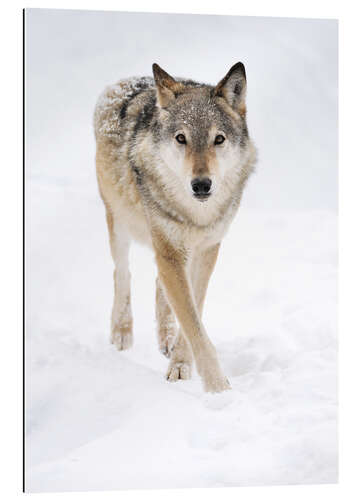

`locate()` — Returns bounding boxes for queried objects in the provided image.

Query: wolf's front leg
[155,278,178,357]
[154,239,230,393]
[111,266,133,350]
[156,274,193,379]
[166,331,193,381]
[166,243,221,383]
[106,209,133,350]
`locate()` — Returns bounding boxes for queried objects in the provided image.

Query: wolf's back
[93,76,156,141]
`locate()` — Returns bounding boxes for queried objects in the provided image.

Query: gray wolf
[94,62,256,392]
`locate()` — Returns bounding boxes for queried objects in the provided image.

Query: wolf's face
[152,63,250,203]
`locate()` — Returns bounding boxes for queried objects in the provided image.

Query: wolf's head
[152,62,254,204]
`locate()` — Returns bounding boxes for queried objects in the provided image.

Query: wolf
[94,62,256,393]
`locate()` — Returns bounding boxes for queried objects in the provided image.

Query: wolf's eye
[214,135,225,145]
[176,134,186,144]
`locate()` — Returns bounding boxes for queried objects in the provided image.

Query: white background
[0,0,353,496]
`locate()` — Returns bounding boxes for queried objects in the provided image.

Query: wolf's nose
[191,178,212,197]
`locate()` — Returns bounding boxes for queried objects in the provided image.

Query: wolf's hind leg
[156,278,177,357]
[106,209,133,350]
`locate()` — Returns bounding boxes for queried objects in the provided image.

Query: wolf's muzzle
[191,177,212,201]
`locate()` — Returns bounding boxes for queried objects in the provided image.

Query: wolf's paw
[158,332,176,358]
[202,374,231,393]
[111,325,133,351]
[166,361,192,382]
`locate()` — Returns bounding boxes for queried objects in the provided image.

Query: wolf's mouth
[193,193,211,202]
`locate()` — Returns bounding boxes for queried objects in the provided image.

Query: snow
[25,9,337,493]
[26,198,337,492]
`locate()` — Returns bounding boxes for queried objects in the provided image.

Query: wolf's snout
[191,178,212,200]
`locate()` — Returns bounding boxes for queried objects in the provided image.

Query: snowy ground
[26,183,337,492]
[25,9,337,494]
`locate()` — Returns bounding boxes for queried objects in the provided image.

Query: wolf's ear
[152,63,184,108]
[213,62,247,115]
